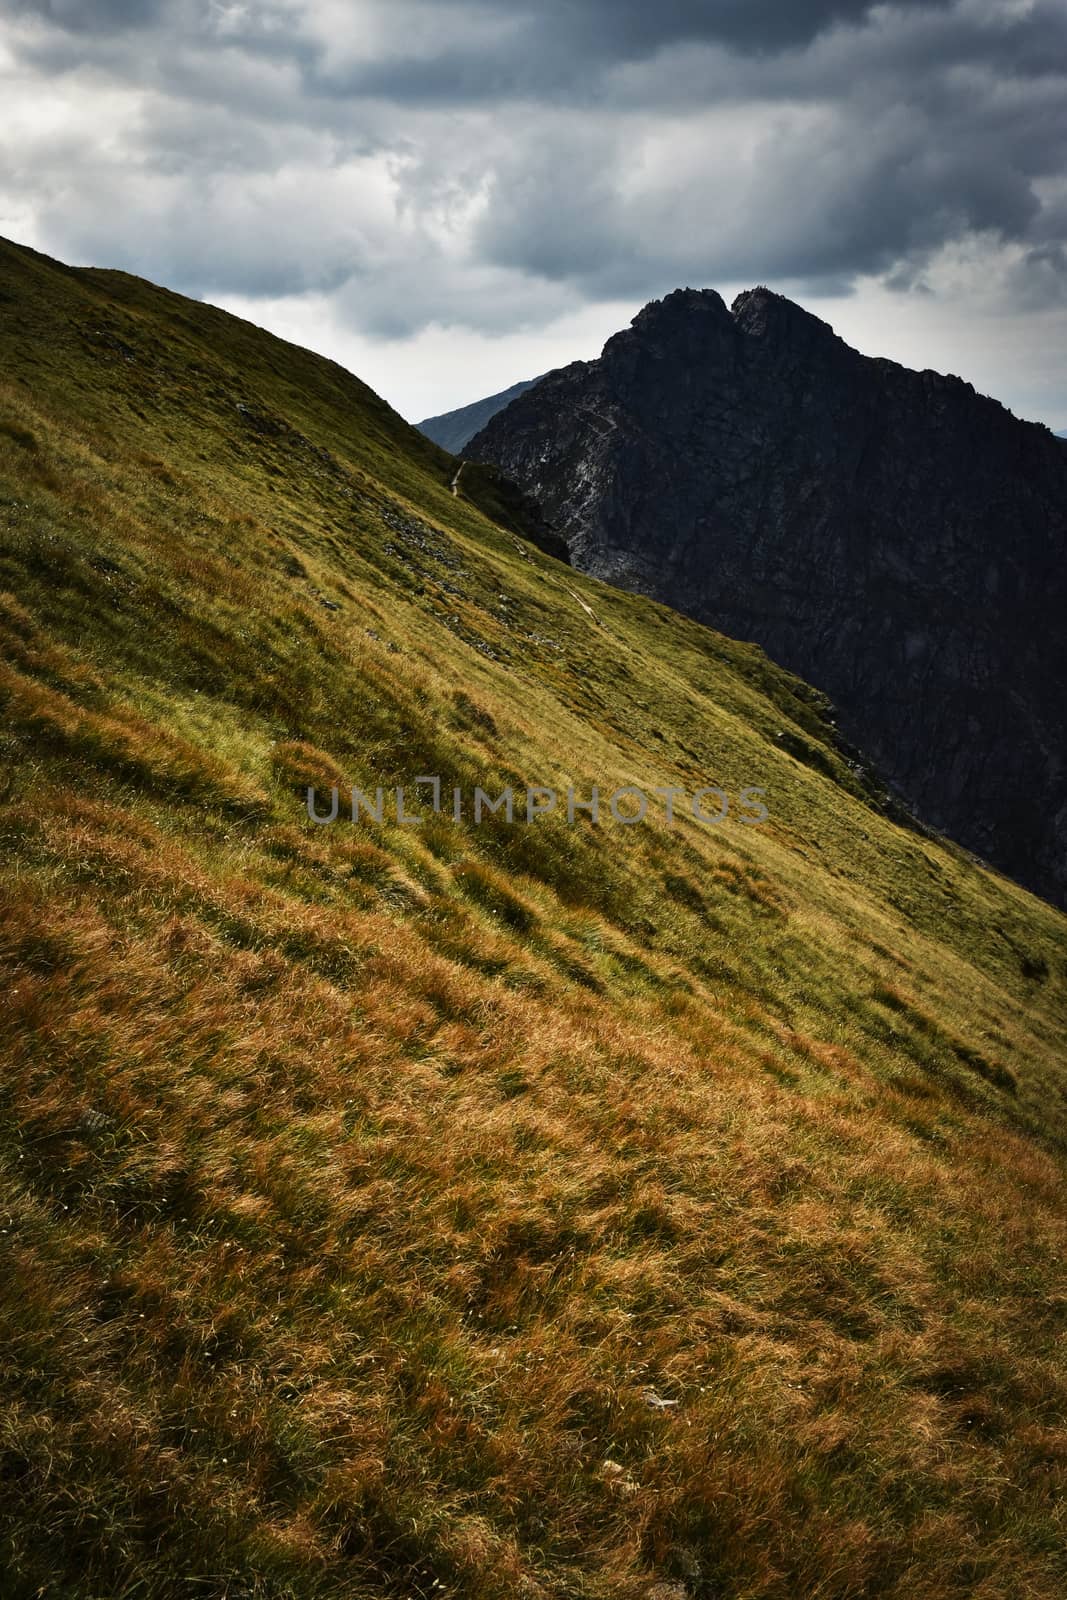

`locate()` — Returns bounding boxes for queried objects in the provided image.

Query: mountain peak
[627,286,731,334]
[468,284,1067,909]
[617,283,841,359]
[730,284,838,344]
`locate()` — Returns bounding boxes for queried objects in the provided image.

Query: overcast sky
[1,0,1065,427]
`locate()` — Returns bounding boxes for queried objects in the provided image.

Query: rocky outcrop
[467,288,1067,907]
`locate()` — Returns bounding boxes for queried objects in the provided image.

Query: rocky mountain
[418,375,541,452]
[467,288,1067,908]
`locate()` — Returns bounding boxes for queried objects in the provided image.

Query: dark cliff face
[467,287,1067,907]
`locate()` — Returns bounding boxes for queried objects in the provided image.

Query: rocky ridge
[467,287,1067,907]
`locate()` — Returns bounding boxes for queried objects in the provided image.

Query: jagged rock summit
[466,286,1067,908]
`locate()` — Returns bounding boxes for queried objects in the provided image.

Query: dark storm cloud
[13,0,954,61]
[2,0,1067,338]
[305,0,960,103]
[474,107,1048,302]
[546,0,953,56]
[458,1,1067,307]
[10,0,168,31]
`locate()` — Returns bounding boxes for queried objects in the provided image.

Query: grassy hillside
[0,235,1065,1600]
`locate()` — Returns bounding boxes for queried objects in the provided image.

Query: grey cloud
[1,0,1066,351]
[536,0,955,59]
[307,0,958,103]
[473,69,1061,304]
[607,1,1067,112]
[22,160,395,299]
[17,0,955,71]
[10,0,171,31]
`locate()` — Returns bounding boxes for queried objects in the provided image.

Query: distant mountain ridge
[467,287,1067,907]
[417,376,543,453]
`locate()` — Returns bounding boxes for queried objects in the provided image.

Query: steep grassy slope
[0,236,1065,1600]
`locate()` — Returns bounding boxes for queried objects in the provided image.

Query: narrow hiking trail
[504,534,638,652]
